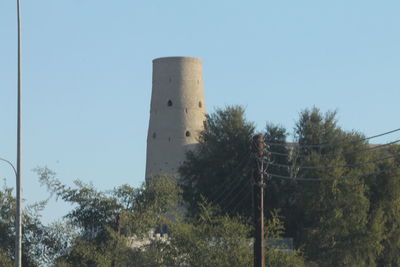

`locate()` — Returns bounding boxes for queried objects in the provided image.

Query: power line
[229,189,252,214]
[214,174,250,208]
[206,153,251,205]
[267,127,400,148]
[195,151,252,213]
[224,180,251,211]
[268,138,400,158]
[270,165,400,182]
[269,152,400,170]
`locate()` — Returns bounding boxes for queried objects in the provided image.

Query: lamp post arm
[0,157,18,178]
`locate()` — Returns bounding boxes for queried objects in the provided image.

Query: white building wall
[145,57,206,180]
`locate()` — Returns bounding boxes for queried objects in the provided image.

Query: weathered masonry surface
[145,57,206,180]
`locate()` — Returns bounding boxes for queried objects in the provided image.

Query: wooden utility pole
[252,134,266,267]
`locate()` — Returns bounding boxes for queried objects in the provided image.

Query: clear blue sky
[1,0,399,223]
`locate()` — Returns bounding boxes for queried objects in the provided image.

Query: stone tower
[145,57,206,180]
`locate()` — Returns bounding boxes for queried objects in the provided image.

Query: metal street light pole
[16,0,23,265]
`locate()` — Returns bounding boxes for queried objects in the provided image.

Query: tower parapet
[145,57,206,180]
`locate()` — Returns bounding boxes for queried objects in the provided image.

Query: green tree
[180,105,255,218]
[36,167,307,266]
[179,105,293,220]
[162,201,253,267]
[366,145,400,267]
[264,124,297,225]
[290,108,382,266]
[0,248,12,267]
[36,168,182,266]
[135,200,306,267]
[0,182,64,266]
[179,105,400,265]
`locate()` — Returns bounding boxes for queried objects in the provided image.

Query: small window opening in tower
[185,108,188,113]
[168,137,171,142]
[152,132,156,139]
[169,77,172,83]
[198,101,202,108]
[185,131,191,137]
[167,100,173,106]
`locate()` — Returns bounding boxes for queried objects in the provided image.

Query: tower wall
[145,57,206,180]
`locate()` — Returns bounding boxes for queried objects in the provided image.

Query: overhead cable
[229,189,252,214]
[270,165,400,181]
[208,154,251,204]
[214,175,250,208]
[225,182,251,211]
[268,139,400,158]
[269,152,400,170]
[267,127,400,148]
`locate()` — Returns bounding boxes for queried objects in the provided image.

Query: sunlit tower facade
[145,57,206,181]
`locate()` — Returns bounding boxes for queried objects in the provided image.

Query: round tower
[145,57,206,180]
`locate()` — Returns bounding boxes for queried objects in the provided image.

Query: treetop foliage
[179,105,400,266]
[1,105,398,266]
[1,168,304,266]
